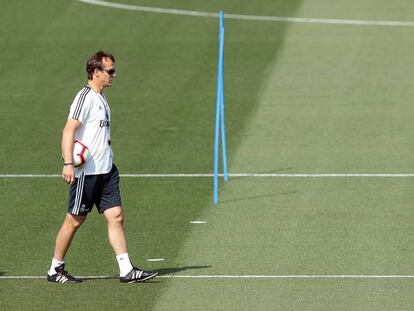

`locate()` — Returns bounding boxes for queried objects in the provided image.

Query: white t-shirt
[68,85,113,177]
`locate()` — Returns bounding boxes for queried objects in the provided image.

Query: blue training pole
[219,19,228,182]
[213,10,225,204]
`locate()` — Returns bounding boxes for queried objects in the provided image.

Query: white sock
[48,258,64,276]
[116,253,133,277]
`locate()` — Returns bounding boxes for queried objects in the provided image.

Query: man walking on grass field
[47,50,157,284]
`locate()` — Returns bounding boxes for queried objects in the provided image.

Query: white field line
[2,173,414,178]
[1,275,414,280]
[77,0,414,28]
[161,275,414,279]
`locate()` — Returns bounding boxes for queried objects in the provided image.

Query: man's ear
[93,68,100,78]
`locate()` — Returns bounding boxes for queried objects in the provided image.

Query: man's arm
[61,119,81,184]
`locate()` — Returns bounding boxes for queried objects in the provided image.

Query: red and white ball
[73,140,90,167]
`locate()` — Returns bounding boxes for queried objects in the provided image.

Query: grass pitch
[1,0,414,310]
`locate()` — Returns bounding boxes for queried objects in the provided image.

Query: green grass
[1,0,414,310]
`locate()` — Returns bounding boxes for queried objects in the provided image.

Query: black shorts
[68,165,122,216]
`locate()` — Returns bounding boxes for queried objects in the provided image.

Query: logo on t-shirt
[99,120,110,128]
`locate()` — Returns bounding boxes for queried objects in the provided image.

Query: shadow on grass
[229,167,295,181]
[157,265,211,276]
[220,191,297,204]
[80,265,212,282]
[80,276,118,281]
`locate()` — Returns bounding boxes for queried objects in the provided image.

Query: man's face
[96,57,116,88]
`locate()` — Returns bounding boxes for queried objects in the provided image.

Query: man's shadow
[81,265,212,281]
[157,265,211,275]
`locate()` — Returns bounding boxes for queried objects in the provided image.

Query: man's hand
[62,165,75,184]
